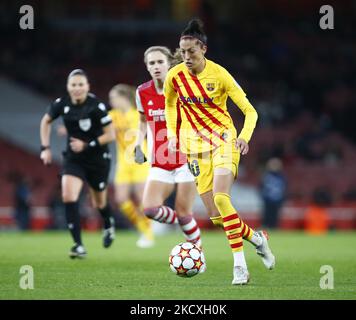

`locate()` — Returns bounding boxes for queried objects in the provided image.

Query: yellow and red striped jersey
[164,59,258,154]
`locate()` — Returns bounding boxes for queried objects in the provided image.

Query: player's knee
[144,207,159,219]
[62,191,79,203]
[175,203,190,216]
[115,191,128,206]
[213,192,230,211]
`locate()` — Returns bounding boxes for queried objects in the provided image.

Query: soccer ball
[169,242,206,277]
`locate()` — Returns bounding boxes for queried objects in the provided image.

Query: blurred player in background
[135,46,202,248]
[108,84,154,248]
[40,69,116,258]
[164,19,275,284]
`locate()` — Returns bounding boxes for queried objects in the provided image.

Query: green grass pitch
[0,230,355,300]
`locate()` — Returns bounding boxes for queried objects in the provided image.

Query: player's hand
[40,149,52,165]
[168,137,178,153]
[70,137,86,153]
[134,145,147,164]
[236,138,249,155]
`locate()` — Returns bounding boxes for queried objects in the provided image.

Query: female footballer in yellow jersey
[164,19,275,284]
[109,84,154,248]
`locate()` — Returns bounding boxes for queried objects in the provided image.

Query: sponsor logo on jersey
[148,109,165,117]
[79,118,92,131]
[148,108,165,122]
[179,96,214,104]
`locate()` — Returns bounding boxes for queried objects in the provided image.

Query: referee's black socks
[64,201,82,245]
[98,204,114,229]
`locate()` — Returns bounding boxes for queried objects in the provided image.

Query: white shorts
[147,163,195,184]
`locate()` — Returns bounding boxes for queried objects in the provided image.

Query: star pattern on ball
[176,265,186,275]
[179,249,190,259]
[195,258,203,270]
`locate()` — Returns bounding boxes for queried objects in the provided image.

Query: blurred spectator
[323,144,343,166]
[342,185,356,202]
[1,2,355,148]
[257,142,285,166]
[295,126,327,162]
[13,176,31,230]
[260,158,287,229]
[311,187,333,206]
[304,187,332,235]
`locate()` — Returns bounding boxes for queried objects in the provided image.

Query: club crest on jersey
[206,82,215,92]
[79,118,91,131]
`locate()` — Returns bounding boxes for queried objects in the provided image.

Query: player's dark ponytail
[181,18,207,46]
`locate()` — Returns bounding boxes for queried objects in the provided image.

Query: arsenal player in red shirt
[134,46,202,248]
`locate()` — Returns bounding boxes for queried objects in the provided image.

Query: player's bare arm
[40,113,53,165]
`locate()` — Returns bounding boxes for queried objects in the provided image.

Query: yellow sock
[120,200,154,240]
[210,213,255,242]
[210,215,224,228]
[137,216,154,240]
[120,200,139,224]
[240,219,254,241]
[213,192,243,252]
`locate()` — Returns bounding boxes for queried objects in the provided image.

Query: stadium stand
[1,0,355,230]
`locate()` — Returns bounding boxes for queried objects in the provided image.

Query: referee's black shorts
[62,155,111,191]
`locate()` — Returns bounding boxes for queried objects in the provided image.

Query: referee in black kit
[40,69,116,258]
